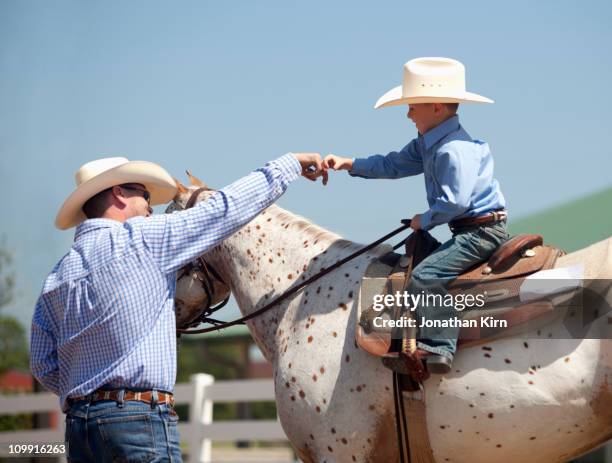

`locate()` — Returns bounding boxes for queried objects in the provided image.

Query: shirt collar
[74,218,122,241]
[422,115,460,151]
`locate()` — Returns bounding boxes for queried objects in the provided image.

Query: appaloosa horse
[172,182,612,463]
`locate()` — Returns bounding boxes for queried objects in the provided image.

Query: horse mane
[266,204,383,254]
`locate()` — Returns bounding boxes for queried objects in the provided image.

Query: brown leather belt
[449,210,507,232]
[67,389,174,407]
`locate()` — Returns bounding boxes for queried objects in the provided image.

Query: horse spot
[484,353,491,358]
[332,332,337,337]
[310,317,315,324]
[299,390,305,399]
[480,393,486,396]
[284,224,289,229]
[331,427,336,434]
[291,395,296,401]
[288,363,292,368]
[327,446,333,452]
[385,386,390,391]
[369,404,375,410]
[496,444,502,448]
[356,385,361,392]
[352,456,356,462]
[306,323,310,329]
[287,274,293,280]
[285,382,290,388]
[482,346,492,351]
[488,413,494,419]
[565,356,570,363]
[510,404,515,408]
[291,377,296,383]
[308,336,313,343]
[277,277,281,282]
[246,249,252,256]
[256,225,260,230]
[329,286,333,290]
[344,273,350,278]
[323,398,327,404]
[473,416,477,419]
[269,258,273,263]
[367,438,372,444]
[505,358,512,364]
[469,404,474,408]
[277,252,281,257]
[267,218,272,222]
[340,303,348,311]
[348,291,354,298]
[312,374,317,382]
[341,438,348,445]
[440,425,446,429]
[316,406,321,413]
[528,381,534,385]
[529,436,536,440]
[316,287,321,294]
[319,366,325,374]
[345,355,350,363]
[303,264,307,271]
[310,434,314,440]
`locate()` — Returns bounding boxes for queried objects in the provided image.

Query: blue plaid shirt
[30,154,300,409]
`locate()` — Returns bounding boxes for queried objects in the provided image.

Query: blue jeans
[65,397,182,462]
[411,220,509,360]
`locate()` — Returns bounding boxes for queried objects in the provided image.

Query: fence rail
[0,374,288,463]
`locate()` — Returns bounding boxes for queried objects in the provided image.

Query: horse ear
[186,170,206,188]
[174,178,188,194]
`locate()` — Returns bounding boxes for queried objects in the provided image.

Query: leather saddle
[356,232,565,358]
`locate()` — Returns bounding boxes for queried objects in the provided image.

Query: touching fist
[293,152,328,185]
[323,154,353,171]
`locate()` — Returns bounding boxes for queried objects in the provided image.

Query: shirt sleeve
[420,147,480,230]
[140,153,301,274]
[30,296,60,395]
[348,139,423,179]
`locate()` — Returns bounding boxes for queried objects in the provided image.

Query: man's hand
[410,213,422,231]
[323,154,353,171]
[293,152,328,185]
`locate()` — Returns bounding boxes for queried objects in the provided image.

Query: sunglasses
[121,185,151,205]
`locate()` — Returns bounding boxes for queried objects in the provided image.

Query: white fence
[0,374,289,463]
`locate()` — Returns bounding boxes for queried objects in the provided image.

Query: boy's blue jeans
[65,397,182,462]
[411,220,509,361]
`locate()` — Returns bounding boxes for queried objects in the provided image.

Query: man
[30,152,326,462]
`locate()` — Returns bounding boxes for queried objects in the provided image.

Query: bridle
[176,183,411,335]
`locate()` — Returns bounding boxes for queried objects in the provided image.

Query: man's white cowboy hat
[55,157,178,230]
[374,57,493,109]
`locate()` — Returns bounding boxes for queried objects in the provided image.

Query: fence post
[189,373,214,463]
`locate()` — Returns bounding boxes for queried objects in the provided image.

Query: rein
[177,183,411,335]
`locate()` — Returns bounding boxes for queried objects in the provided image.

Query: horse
[171,181,612,463]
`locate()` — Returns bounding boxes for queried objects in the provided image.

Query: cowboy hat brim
[55,160,178,230]
[374,85,494,109]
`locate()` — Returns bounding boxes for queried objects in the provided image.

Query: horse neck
[206,204,378,359]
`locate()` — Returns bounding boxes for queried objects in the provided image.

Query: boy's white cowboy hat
[374,57,493,109]
[55,157,178,230]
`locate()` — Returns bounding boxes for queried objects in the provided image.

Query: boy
[324,57,508,374]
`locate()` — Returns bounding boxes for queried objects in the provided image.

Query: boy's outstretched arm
[323,154,354,171]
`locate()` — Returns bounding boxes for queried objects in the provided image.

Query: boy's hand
[323,154,353,171]
[410,213,422,231]
[293,152,329,185]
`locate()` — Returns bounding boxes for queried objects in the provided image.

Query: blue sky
[1,0,611,329]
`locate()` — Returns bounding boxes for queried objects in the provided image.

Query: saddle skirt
[356,233,567,357]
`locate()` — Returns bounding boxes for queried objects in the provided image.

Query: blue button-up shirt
[350,115,506,230]
[30,154,301,409]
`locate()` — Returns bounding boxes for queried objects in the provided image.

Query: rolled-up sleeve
[420,148,480,230]
[30,297,60,395]
[349,140,423,179]
[140,153,301,274]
